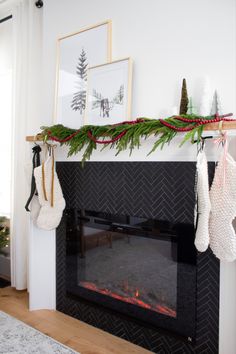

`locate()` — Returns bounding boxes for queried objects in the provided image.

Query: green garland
[40,114,226,163]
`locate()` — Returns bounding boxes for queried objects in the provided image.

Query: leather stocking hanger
[25,144,41,212]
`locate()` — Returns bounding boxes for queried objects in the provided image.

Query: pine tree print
[92,89,103,109]
[71,48,88,114]
[113,85,124,104]
[117,85,124,104]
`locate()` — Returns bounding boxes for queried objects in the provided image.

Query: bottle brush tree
[210,90,222,116]
[187,97,195,115]
[179,78,189,115]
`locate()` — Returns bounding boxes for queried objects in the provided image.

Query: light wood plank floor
[0,287,152,354]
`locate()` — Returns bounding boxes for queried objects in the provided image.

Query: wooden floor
[0,287,152,354]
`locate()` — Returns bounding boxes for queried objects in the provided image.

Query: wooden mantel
[25,120,236,142]
[26,134,44,142]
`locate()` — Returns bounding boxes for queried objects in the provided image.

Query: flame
[79,281,176,318]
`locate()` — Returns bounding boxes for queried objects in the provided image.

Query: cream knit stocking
[34,154,65,230]
[194,150,211,252]
[30,195,41,223]
[209,152,236,261]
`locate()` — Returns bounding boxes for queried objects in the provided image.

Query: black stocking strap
[25,145,41,212]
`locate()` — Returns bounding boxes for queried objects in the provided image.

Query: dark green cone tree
[179,78,189,115]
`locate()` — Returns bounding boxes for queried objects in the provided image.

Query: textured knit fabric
[30,195,41,223]
[34,155,65,230]
[209,152,236,262]
[194,150,211,252]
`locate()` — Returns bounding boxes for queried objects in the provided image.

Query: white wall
[40,0,236,127]
[29,0,236,353]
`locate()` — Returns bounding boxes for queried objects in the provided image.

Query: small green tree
[71,48,88,114]
[179,78,189,115]
[0,217,10,254]
[187,97,196,115]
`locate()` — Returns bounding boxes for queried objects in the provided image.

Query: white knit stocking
[194,150,211,252]
[30,195,41,223]
[209,152,236,261]
[34,155,65,230]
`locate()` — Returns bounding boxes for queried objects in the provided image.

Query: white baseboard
[0,254,11,279]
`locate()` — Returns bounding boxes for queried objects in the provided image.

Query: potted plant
[0,216,10,255]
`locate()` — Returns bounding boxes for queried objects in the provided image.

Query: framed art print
[54,20,112,128]
[85,58,132,126]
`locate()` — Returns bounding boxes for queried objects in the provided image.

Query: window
[0,16,13,257]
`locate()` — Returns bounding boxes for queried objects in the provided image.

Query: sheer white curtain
[0,18,12,219]
[0,0,43,290]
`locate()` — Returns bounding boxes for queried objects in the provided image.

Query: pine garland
[41,113,234,164]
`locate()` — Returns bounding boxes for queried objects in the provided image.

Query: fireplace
[66,209,197,339]
[56,162,219,353]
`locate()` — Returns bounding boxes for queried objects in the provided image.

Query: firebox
[65,209,197,340]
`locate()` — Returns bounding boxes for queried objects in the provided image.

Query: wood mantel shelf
[26,134,44,142]
[25,120,236,142]
[203,120,236,131]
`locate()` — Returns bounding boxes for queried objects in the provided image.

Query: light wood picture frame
[84,58,132,126]
[54,20,112,128]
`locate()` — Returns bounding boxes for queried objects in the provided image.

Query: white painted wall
[29,0,236,353]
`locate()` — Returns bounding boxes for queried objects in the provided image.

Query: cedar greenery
[41,114,216,164]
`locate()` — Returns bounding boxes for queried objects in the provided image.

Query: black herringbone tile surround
[56,162,219,354]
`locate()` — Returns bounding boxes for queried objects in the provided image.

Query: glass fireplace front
[65,209,197,340]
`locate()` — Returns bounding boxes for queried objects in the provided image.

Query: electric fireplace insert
[65,209,197,340]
